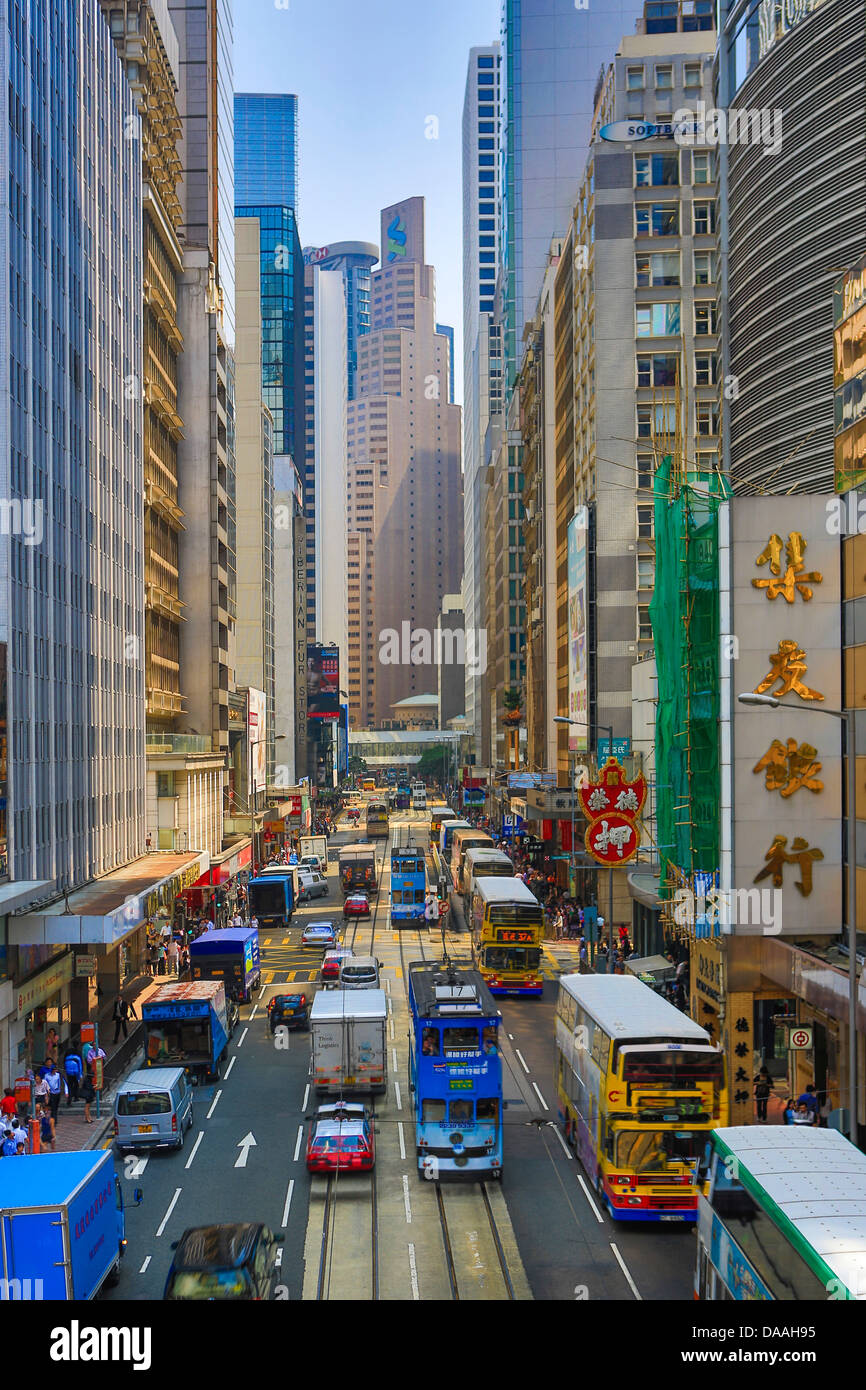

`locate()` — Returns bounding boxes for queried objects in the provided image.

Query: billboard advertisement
[307,644,340,720]
[247,688,267,795]
[567,508,589,753]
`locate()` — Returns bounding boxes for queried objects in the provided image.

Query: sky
[233,0,502,407]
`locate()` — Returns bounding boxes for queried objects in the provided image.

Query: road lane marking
[283,937,290,945]
[127,1156,148,1179]
[532,1082,549,1111]
[508,1033,514,1040]
[515,1049,531,1074]
[548,1122,573,1159]
[275,1246,283,1268]
[397,1121,406,1160]
[156,1188,182,1238]
[402,1174,412,1224]
[237,1027,249,1048]
[281,1178,295,1227]
[224,1056,236,1079]
[302,1084,310,1111]
[408,1243,420,1299]
[293,1124,304,1162]
[391,1047,398,1072]
[263,971,274,984]
[184,1131,205,1170]
[206,1090,223,1119]
[394,1080,403,1111]
[139,1256,151,1274]
[576,1174,605,1225]
[235,1132,257,1168]
[389,1017,394,1040]
[264,938,272,946]
[249,1005,258,1020]
[610,1242,642,1300]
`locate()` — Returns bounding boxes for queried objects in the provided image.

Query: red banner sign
[580,758,645,866]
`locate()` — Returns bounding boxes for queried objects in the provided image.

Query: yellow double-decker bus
[429,806,457,846]
[555,973,728,1224]
[470,877,543,997]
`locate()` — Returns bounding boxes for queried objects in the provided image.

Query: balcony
[146,733,213,755]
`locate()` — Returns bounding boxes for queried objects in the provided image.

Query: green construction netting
[649,457,731,891]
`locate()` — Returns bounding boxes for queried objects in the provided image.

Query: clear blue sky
[234,0,502,406]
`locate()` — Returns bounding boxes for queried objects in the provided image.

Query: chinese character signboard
[579,759,646,867]
[732,498,841,936]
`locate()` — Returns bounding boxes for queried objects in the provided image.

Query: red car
[343,893,371,920]
[305,1103,375,1173]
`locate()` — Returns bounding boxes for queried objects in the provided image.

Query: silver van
[113,1066,194,1152]
[339,955,381,990]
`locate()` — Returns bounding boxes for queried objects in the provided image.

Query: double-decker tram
[555,974,727,1222]
[390,842,427,926]
[470,877,543,996]
[365,801,389,839]
[407,961,503,1180]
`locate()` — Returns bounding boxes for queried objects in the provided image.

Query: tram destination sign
[494,929,534,944]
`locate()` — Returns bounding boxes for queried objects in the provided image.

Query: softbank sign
[378,623,487,676]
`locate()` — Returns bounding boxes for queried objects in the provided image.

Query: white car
[298,870,329,903]
[300,854,324,873]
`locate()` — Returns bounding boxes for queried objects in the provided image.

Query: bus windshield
[488,905,543,926]
[614,1129,702,1171]
[483,946,542,971]
[619,1049,723,1086]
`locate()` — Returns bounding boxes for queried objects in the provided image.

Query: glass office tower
[235,94,299,212]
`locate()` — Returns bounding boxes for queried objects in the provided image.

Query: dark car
[267,993,310,1032]
[163,1223,284,1300]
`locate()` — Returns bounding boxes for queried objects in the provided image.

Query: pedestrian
[87,1042,106,1091]
[44,1063,65,1125]
[1,1087,16,1128]
[797,1083,821,1121]
[112,994,137,1044]
[39,1104,56,1150]
[79,1072,95,1125]
[63,1047,83,1105]
[166,938,179,975]
[783,1097,796,1125]
[1,1129,18,1157]
[792,1101,814,1125]
[250,915,259,933]
[752,1066,774,1122]
[33,1067,49,1113]
[9,1117,27,1152]
[44,1027,60,1063]
[231,911,243,928]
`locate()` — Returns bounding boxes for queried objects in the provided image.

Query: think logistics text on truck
[310,989,388,1094]
[142,980,229,1083]
[189,925,261,1001]
[1,1151,133,1299]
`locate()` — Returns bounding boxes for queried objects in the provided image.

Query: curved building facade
[722,0,866,493]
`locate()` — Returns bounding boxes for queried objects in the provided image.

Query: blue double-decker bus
[389,845,427,926]
[407,961,503,1180]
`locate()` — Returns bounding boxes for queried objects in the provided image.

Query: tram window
[449,1100,473,1124]
[392,890,403,905]
[443,1027,480,1053]
[482,1026,498,1054]
[476,1098,499,1122]
[422,1028,440,1056]
[422,1099,446,1123]
[414,890,425,903]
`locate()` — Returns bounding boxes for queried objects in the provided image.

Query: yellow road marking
[282,937,290,945]
[263,938,272,946]
[263,970,274,984]
[395,967,403,979]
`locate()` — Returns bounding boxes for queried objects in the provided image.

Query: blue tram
[407,961,503,1180]
[390,845,427,926]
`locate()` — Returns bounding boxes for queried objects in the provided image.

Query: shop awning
[8,851,210,947]
[627,869,664,909]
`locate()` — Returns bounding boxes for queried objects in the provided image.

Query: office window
[478,138,495,149]
[637,453,654,490]
[655,64,673,89]
[626,65,645,90]
[636,203,679,237]
[479,235,495,247]
[478,105,495,117]
[637,353,680,387]
[695,301,718,335]
[479,121,495,134]
[693,201,716,235]
[696,448,720,472]
[695,353,717,386]
[694,251,713,285]
[637,402,677,438]
[478,54,494,67]
[636,302,681,336]
[638,605,654,640]
[637,505,654,539]
[635,154,679,187]
[684,61,702,87]
[696,400,720,435]
[636,252,680,287]
[637,556,655,589]
[692,151,715,184]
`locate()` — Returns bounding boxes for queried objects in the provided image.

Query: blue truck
[142,980,229,1083]
[0,1151,141,1300]
[248,870,295,928]
[189,925,261,1002]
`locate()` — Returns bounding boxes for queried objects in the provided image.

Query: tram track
[433,1179,518,1301]
[313,1138,380,1301]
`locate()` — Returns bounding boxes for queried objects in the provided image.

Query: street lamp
[250,734,287,875]
[737,691,858,1142]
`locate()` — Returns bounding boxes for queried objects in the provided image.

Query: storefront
[10,951,74,1075]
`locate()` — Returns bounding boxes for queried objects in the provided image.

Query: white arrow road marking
[234,1132,257,1168]
[156,1189,182,1238]
[184,1131,205,1170]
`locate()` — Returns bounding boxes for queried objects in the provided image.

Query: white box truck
[310,989,387,1095]
[300,834,329,869]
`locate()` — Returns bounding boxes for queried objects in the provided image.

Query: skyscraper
[435,324,456,404]
[462,44,502,763]
[347,198,463,728]
[303,242,379,402]
[235,94,299,210]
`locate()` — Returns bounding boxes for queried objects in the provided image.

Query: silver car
[298,870,329,902]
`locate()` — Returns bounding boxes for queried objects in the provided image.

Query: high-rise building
[462,44,502,764]
[347,198,463,728]
[435,324,456,404]
[303,242,379,402]
[170,0,237,762]
[235,93,299,211]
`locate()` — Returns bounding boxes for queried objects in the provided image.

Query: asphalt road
[105,811,696,1302]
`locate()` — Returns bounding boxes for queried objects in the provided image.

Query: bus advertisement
[695,1125,866,1300]
[389,845,427,926]
[555,974,727,1222]
[470,877,543,996]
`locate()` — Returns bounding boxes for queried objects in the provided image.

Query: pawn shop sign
[579,758,646,867]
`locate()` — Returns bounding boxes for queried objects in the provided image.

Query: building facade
[346,198,463,728]
[235,93,299,211]
[303,242,378,404]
